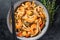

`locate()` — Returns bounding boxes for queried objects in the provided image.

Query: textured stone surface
[0,0,60,40]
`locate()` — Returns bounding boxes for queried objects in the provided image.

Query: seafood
[30,24,38,36]
[23,14,37,23]
[15,20,22,31]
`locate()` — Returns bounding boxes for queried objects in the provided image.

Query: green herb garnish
[40,0,56,23]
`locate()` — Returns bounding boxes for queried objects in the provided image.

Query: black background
[0,0,60,40]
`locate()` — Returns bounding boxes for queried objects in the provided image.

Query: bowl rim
[7,0,49,40]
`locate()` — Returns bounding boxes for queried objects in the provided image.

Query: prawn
[27,15,37,23]
[30,23,39,37]
[22,31,30,37]
[25,1,31,8]
[26,10,33,16]
[22,14,37,23]
[15,19,22,31]
[16,6,25,17]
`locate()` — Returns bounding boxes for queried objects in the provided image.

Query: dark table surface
[0,0,60,40]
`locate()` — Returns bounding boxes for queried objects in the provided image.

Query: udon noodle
[14,1,46,38]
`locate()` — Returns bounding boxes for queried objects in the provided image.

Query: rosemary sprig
[40,0,56,23]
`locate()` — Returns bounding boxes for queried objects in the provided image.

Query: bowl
[7,0,49,40]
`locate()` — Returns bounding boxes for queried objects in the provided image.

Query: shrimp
[24,1,31,8]
[15,20,22,31]
[31,24,37,29]
[30,24,37,35]
[16,6,25,17]
[15,13,21,20]
[16,31,22,37]
[26,10,33,16]
[17,6,25,12]
[22,24,38,37]
[22,31,27,36]
[27,15,37,23]
[22,14,37,23]
[22,31,30,37]
[30,23,39,37]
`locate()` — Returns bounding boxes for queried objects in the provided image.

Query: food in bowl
[11,1,46,38]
